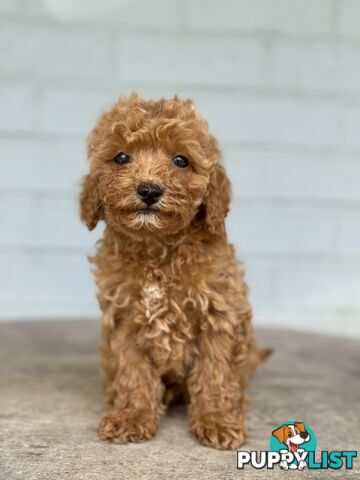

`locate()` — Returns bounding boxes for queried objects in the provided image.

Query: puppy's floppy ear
[272,425,287,444]
[79,172,102,230]
[295,422,306,432]
[202,163,231,236]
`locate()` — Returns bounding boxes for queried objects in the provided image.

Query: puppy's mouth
[135,205,176,218]
[289,441,298,453]
[136,207,160,215]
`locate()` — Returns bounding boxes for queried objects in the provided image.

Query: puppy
[80,93,268,450]
[272,422,311,469]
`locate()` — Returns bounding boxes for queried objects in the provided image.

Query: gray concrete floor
[0,320,359,479]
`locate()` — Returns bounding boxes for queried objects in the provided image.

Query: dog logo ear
[79,173,103,230]
[272,425,287,444]
[201,164,231,236]
[294,422,306,432]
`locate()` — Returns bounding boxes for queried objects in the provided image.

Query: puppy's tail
[258,347,273,362]
[241,343,273,388]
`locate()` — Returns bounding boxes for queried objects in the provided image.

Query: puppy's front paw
[98,408,158,444]
[191,413,245,450]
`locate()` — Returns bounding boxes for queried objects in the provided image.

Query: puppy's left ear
[202,164,231,236]
[79,173,103,230]
[272,426,287,444]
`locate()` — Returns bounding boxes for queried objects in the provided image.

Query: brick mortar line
[1,76,360,104]
[3,14,360,47]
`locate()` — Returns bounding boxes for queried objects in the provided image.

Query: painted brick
[0,24,113,80]
[269,41,360,93]
[193,92,343,147]
[338,212,360,257]
[268,306,360,337]
[118,34,266,86]
[37,87,115,136]
[341,102,360,148]
[0,194,102,249]
[338,0,360,38]
[0,0,53,18]
[243,259,278,310]
[222,147,360,203]
[0,0,20,14]
[185,0,334,36]
[0,251,98,310]
[227,204,338,255]
[0,86,35,132]
[0,137,87,191]
[43,0,182,30]
[17,0,50,17]
[278,262,360,308]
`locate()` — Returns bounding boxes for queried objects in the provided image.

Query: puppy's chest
[134,270,198,375]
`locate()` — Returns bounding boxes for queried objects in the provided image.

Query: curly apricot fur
[80,93,266,450]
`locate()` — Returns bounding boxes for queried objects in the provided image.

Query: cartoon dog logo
[272,422,311,470]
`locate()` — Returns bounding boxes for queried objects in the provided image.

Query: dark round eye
[172,155,189,168]
[114,152,130,165]
[288,432,293,437]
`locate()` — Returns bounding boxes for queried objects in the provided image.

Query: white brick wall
[223,147,360,202]
[117,35,267,86]
[338,0,360,38]
[268,41,360,93]
[0,86,36,131]
[0,24,114,79]
[0,0,359,337]
[184,0,334,36]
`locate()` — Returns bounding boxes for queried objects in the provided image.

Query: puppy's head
[272,422,310,453]
[80,94,230,238]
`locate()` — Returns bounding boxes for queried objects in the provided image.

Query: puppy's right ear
[79,173,102,230]
[294,422,306,432]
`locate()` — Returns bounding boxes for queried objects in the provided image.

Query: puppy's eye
[172,155,189,168]
[288,432,293,437]
[114,152,130,165]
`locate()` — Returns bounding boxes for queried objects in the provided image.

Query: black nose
[300,431,309,439]
[137,182,163,206]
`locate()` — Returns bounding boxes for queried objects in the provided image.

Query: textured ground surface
[0,320,359,480]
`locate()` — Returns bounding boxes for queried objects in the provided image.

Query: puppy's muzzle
[137,182,163,206]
